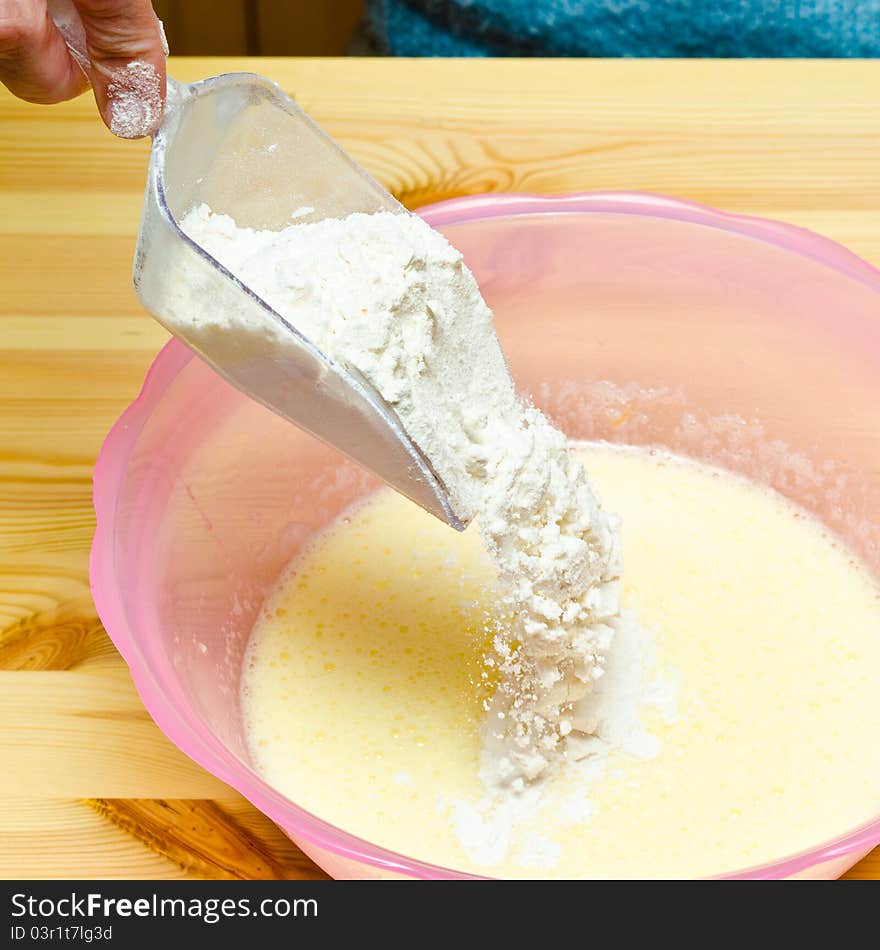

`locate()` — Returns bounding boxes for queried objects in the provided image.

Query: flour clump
[180,204,622,786]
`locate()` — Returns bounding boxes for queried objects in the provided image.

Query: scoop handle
[165,76,192,113]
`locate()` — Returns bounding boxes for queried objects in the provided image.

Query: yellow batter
[241,443,880,878]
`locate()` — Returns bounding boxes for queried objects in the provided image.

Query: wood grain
[0,671,233,799]
[85,800,330,880]
[1,57,878,880]
[0,602,111,670]
[2,797,329,879]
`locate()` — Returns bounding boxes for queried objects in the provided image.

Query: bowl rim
[91,190,880,880]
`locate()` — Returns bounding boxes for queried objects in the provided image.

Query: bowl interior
[96,199,880,877]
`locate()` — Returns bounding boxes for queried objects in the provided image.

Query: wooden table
[1,57,878,880]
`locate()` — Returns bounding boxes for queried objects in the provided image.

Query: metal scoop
[134,74,466,530]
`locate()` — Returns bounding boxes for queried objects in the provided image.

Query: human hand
[0,0,167,138]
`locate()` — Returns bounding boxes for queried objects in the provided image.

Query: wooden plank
[0,58,878,879]
[0,192,145,236]
[2,59,880,214]
[84,799,329,879]
[0,235,141,316]
[842,850,880,881]
[1,799,192,879]
[1,671,234,799]
[0,603,115,670]
[2,797,328,879]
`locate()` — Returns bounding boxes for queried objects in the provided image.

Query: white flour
[107,60,162,139]
[180,204,624,789]
[445,607,675,868]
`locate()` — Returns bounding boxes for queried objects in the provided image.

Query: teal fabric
[366,0,880,56]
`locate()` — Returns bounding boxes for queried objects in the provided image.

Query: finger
[0,0,89,104]
[72,0,166,138]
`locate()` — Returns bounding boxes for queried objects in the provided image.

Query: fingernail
[157,17,170,57]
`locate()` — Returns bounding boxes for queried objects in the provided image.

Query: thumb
[72,0,167,138]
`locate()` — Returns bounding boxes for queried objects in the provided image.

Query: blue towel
[366,0,880,57]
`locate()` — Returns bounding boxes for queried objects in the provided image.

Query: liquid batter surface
[241,444,880,878]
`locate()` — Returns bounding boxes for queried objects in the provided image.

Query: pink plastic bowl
[91,192,880,879]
